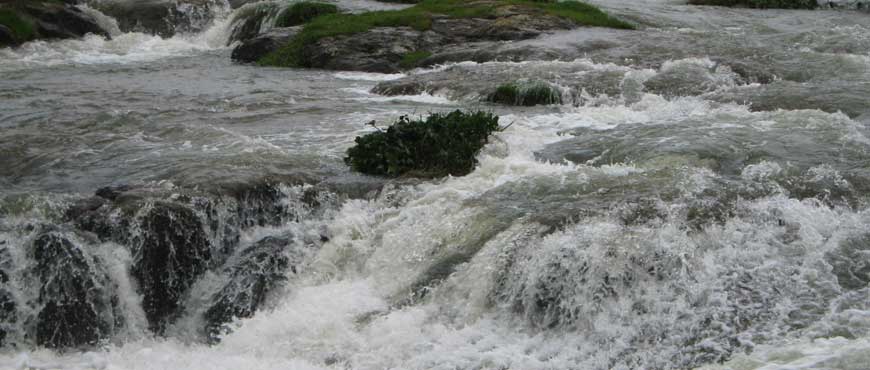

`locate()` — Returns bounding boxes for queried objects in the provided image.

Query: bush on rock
[344,110,500,178]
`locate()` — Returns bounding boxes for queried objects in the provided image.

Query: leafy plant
[344,110,501,178]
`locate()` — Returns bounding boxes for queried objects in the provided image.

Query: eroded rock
[131,202,212,334]
[203,235,300,342]
[31,231,120,348]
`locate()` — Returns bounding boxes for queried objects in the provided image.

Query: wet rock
[0,248,14,348]
[0,1,109,46]
[232,27,300,63]
[0,289,13,348]
[95,184,133,201]
[0,25,15,47]
[131,201,212,334]
[301,27,445,73]
[23,2,109,40]
[431,11,573,42]
[92,0,222,38]
[226,1,281,44]
[827,234,870,290]
[203,235,299,342]
[31,231,120,349]
[229,0,256,9]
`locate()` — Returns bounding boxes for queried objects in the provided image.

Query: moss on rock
[344,110,501,178]
[0,8,34,45]
[259,0,634,67]
[399,50,432,69]
[488,81,563,106]
[275,1,339,28]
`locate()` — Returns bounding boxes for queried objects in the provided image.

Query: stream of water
[1,1,870,369]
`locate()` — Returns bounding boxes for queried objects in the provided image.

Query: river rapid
[1,1,870,369]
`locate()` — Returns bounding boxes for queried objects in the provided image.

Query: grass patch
[259,0,633,67]
[275,1,339,27]
[687,0,817,9]
[344,110,501,178]
[488,81,563,106]
[399,50,432,69]
[0,8,34,42]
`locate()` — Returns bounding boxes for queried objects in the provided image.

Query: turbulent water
[2,0,870,369]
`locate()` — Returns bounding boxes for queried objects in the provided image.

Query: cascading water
[1,0,870,369]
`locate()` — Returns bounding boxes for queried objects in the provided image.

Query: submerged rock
[31,231,120,349]
[203,235,300,342]
[131,202,212,334]
[827,234,870,291]
[232,27,300,63]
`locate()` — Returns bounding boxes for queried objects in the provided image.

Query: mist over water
[2,1,870,369]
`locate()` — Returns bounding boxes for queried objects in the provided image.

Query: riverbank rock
[91,0,223,38]
[203,235,301,342]
[232,26,300,63]
[0,1,110,47]
[31,231,121,349]
[248,0,633,72]
[301,27,445,73]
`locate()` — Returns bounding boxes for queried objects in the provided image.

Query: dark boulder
[203,235,299,342]
[0,24,15,46]
[31,232,120,349]
[231,27,300,63]
[0,248,15,348]
[226,1,282,44]
[131,202,212,334]
[22,2,109,40]
[92,0,221,38]
[0,1,109,47]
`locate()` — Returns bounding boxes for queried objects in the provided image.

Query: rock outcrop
[203,235,301,342]
[131,201,213,334]
[31,231,121,349]
[232,27,300,64]
[90,0,223,38]
[239,0,634,72]
[0,0,110,47]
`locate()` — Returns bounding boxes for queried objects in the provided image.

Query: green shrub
[275,2,339,27]
[687,0,817,9]
[344,110,501,178]
[0,8,34,43]
[488,81,563,106]
[399,50,432,69]
[259,0,634,67]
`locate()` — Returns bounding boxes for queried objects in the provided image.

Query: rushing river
[2,0,870,369]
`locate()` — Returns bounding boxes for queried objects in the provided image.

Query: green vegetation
[687,0,817,9]
[399,50,432,69]
[259,0,634,67]
[344,110,501,178]
[488,81,563,106]
[0,8,34,43]
[275,1,339,27]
